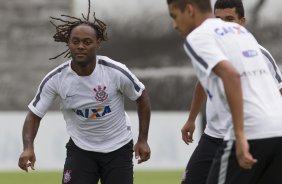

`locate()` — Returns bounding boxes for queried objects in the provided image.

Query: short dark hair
[214,0,245,18]
[167,0,212,13]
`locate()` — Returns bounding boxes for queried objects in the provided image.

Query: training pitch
[0,170,182,184]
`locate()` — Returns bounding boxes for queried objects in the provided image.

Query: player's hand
[181,120,195,145]
[18,149,36,172]
[134,140,151,164]
[235,137,257,169]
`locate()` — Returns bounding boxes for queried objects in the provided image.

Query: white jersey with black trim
[184,18,282,140]
[205,44,282,139]
[259,45,282,89]
[28,55,145,153]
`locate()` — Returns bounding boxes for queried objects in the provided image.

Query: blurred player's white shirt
[29,55,145,153]
[184,18,282,140]
[205,45,282,139]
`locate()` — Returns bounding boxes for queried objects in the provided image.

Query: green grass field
[0,170,183,184]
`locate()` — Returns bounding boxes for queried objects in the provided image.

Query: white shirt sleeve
[28,75,58,118]
[117,64,145,101]
[259,45,282,89]
[184,31,229,86]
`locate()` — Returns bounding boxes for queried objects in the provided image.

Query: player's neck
[71,60,96,76]
[195,12,214,27]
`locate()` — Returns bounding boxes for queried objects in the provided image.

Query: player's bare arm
[134,90,151,164]
[213,60,257,169]
[18,111,41,172]
[182,81,207,144]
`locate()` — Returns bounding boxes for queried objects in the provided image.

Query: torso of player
[29,55,145,152]
[185,19,282,140]
[59,59,124,122]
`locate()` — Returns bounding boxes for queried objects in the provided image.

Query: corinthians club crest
[93,85,108,102]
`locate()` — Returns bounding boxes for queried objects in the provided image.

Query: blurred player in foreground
[167,0,282,183]
[179,0,282,183]
[18,1,151,184]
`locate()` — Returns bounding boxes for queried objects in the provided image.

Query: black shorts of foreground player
[207,137,282,184]
[18,2,151,184]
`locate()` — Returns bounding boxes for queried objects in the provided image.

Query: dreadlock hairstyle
[214,0,245,19]
[49,0,108,60]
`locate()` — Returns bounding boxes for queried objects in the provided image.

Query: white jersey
[28,55,145,153]
[260,45,282,89]
[205,45,282,139]
[184,18,282,140]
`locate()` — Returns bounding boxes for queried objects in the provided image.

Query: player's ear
[240,17,246,25]
[185,3,195,17]
[96,38,102,49]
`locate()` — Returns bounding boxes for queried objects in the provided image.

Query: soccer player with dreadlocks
[18,1,151,183]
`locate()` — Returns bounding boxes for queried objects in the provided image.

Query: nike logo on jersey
[73,106,111,119]
[66,94,76,98]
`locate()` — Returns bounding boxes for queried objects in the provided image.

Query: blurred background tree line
[0,0,281,111]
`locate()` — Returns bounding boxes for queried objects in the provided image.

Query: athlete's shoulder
[258,44,272,55]
[49,60,70,74]
[185,19,220,50]
[258,44,276,61]
[97,55,128,70]
[42,60,70,81]
[187,18,220,40]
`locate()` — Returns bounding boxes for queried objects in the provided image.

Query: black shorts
[207,137,282,184]
[182,133,223,184]
[62,138,134,184]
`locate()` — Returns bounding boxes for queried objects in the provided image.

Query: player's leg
[182,133,223,184]
[100,140,134,184]
[254,137,282,184]
[256,154,282,184]
[207,138,281,184]
[206,140,233,184]
[62,138,100,184]
[207,140,266,184]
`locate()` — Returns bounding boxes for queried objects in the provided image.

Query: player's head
[66,23,104,66]
[49,0,107,61]
[167,0,212,37]
[214,0,245,25]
